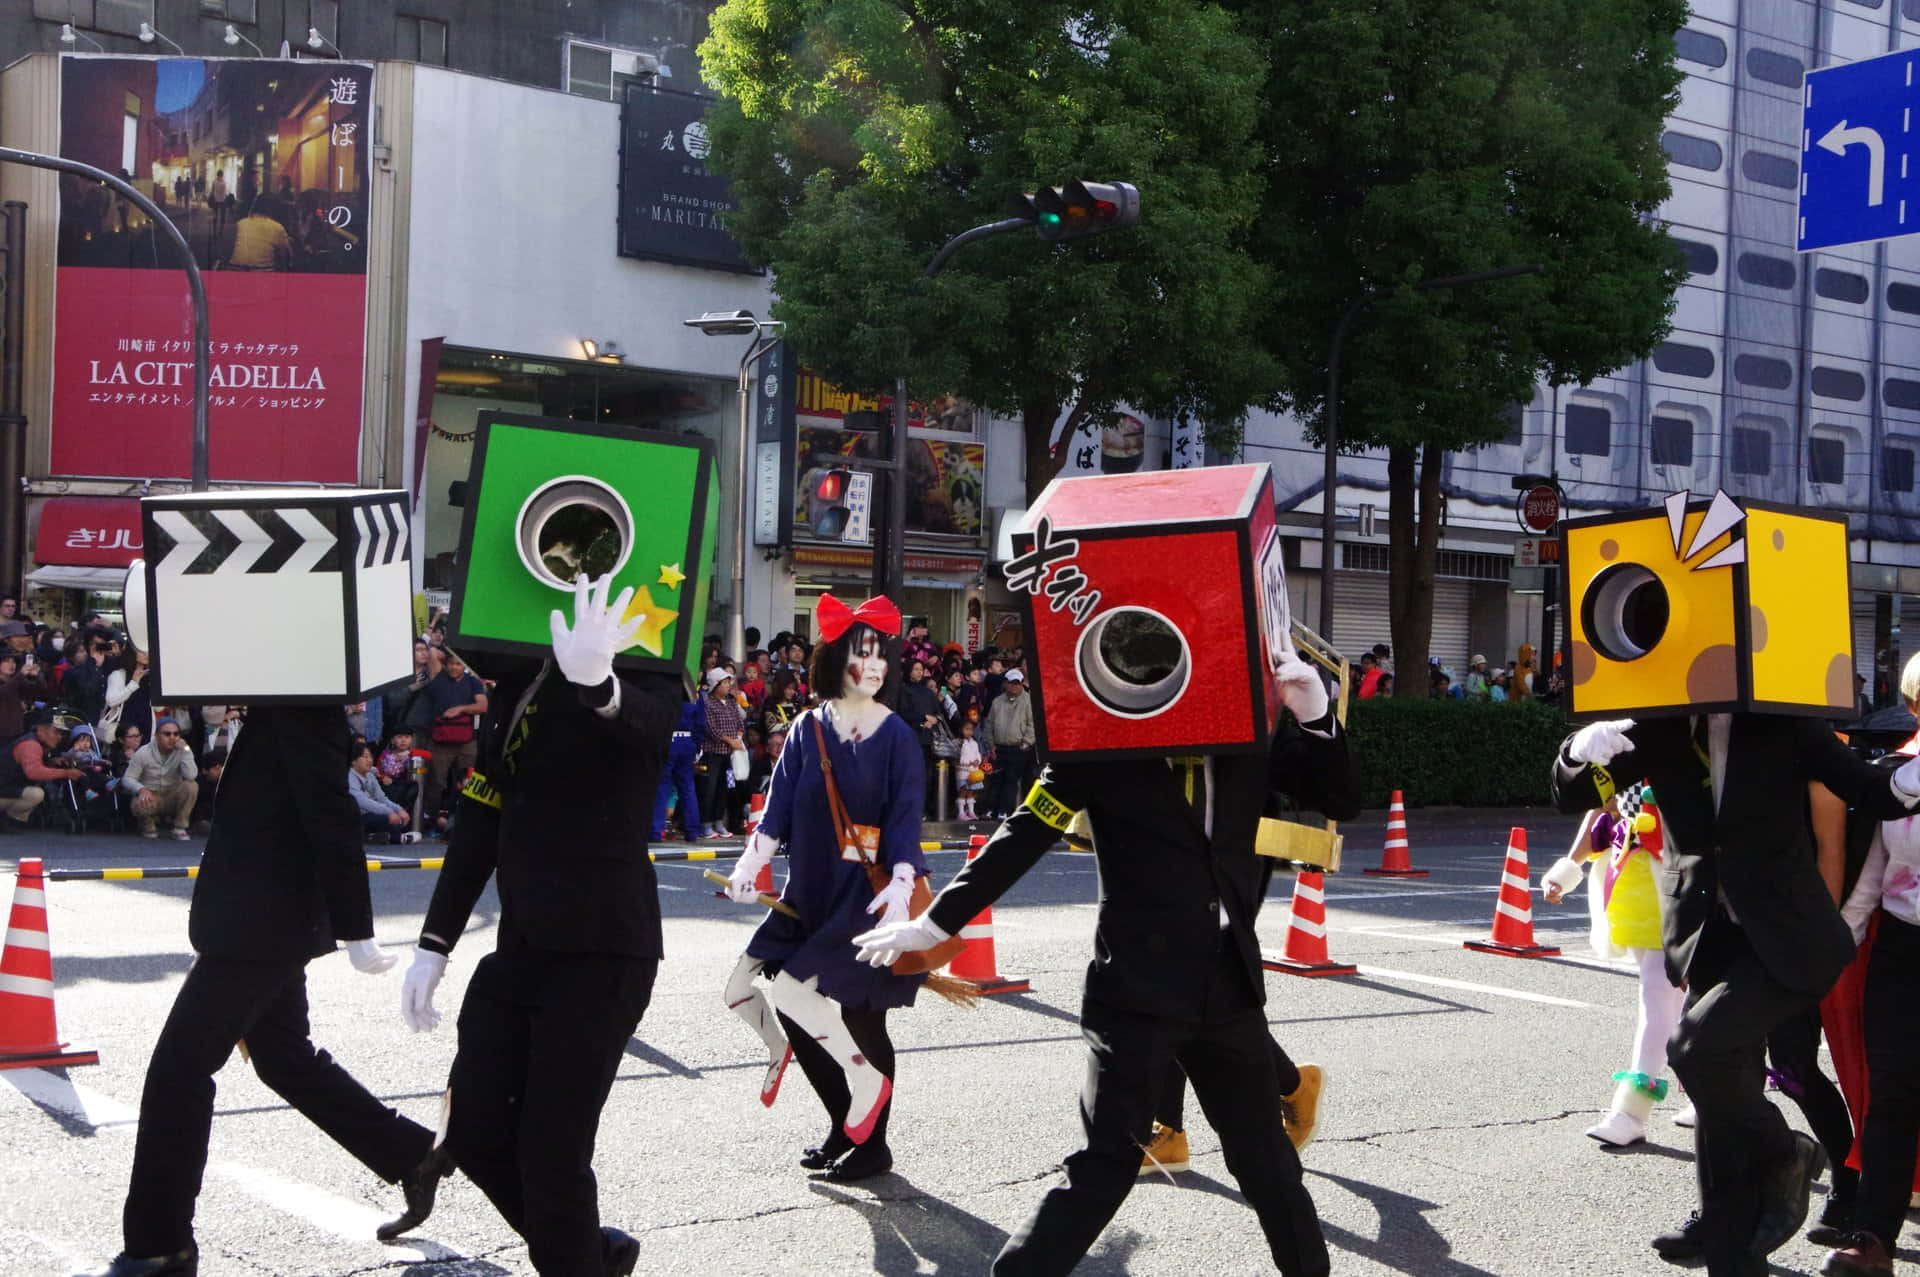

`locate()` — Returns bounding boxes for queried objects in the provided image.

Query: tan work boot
[1281,1064,1326,1150]
[1138,1122,1190,1176]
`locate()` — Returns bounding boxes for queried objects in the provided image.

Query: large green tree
[698,0,1273,501]
[1239,0,1688,691]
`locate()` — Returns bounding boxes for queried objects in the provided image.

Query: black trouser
[993,944,1327,1277]
[1667,916,1821,1277]
[1766,1004,1856,1201]
[446,947,656,1277]
[776,1006,895,1150]
[1855,913,1920,1251]
[1154,1035,1301,1132]
[987,745,1034,816]
[695,755,730,830]
[122,954,432,1255]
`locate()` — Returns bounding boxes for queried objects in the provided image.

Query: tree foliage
[1234,0,1688,689]
[699,0,1274,498]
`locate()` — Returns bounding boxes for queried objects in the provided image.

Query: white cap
[1005,668,1025,683]
[705,667,732,688]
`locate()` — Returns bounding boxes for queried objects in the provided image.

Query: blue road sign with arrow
[1800,48,1920,252]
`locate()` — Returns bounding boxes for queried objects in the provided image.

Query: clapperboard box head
[1010,463,1290,761]
[139,488,414,703]
[447,413,717,684]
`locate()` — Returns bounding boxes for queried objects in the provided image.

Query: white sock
[770,971,886,1136]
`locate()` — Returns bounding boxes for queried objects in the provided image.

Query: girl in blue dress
[725,595,928,1181]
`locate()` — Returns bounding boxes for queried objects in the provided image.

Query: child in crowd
[377,726,421,817]
[955,718,984,822]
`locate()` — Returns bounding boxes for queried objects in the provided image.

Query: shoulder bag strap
[812,711,884,878]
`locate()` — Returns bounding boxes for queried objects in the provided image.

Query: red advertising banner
[54,56,373,482]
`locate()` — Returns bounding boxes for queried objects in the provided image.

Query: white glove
[1566,718,1636,767]
[727,830,777,903]
[344,938,396,974]
[400,947,449,1033]
[549,572,647,689]
[1541,856,1585,903]
[852,914,950,968]
[865,862,919,926]
[1893,756,1920,808]
[1274,654,1329,723]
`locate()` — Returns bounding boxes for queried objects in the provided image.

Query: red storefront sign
[35,497,144,566]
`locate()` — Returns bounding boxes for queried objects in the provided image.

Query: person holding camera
[420,649,487,822]
[0,648,48,740]
[62,631,112,726]
[100,645,155,747]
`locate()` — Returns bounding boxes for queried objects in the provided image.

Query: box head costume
[136,488,414,703]
[446,413,718,685]
[1560,489,1854,720]
[1009,464,1292,759]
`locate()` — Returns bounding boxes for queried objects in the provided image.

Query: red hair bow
[817,594,901,643]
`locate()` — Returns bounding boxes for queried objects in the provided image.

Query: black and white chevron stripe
[149,506,342,576]
[352,497,409,569]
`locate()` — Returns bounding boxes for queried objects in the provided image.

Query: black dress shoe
[1651,1209,1706,1261]
[1754,1132,1826,1256]
[800,1133,854,1170]
[1807,1187,1857,1246]
[821,1141,894,1182]
[377,1145,454,1241]
[75,1248,197,1277]
[602,1226,640,1277]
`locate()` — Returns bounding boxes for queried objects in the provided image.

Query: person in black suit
[397,575,680,1277]
[1552,714,1920,1276]
[856,655,1358,1276]
[80,704,442,1277]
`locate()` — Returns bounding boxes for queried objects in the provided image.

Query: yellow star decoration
[621,584,679,655]
[657,562,686,589]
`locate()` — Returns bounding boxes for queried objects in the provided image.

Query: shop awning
[34,497,144,568]
[25,565,129,592]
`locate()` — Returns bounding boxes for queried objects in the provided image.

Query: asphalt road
[0,807,1902,1276]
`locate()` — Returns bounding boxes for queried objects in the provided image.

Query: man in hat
[1464,654,1490,700]
[120,716,199,840]
[981,667,1034,820]
[0,709,84,830]
[80,700,444,1277]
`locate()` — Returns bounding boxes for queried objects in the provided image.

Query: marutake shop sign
[618,84,759,274]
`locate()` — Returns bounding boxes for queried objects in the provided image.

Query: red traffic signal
[1006,179,1141,242]
[812,467,854,537]
[815,468,850,503]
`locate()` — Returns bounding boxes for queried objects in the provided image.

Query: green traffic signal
[1006,180,1140,242]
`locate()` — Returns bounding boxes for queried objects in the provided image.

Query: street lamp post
[1316,264,1545,643]
[684,310,783,663]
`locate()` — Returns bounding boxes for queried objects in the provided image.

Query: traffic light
[812,467,854,538]
[1006,179,1141,242]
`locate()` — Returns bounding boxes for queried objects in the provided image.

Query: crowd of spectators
[1354,642,1567,705]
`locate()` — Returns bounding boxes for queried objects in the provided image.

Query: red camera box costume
[1012,463,1287,760]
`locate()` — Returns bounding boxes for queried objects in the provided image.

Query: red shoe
[761,1043,793,1108]
[844,1074,893,1145]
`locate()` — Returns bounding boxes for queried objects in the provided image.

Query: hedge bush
[1343,698,1570,809]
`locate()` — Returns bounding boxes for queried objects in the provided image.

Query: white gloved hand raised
[727,830,778,904]
[852,914,950,968]
[400,947,449,1033]
[549,572,647,689]
[865,861,918,926]
[1567,719,1637,767]
[1274,654,1330,723]
[344,938,397,974]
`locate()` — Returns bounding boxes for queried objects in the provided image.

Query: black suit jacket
[188,705,370,962]
[421,661,679,960]
[927,718,1362,1019]
[1551,714,1911,995]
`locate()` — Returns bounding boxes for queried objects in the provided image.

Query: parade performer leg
[779,1007,897,1178]
[769,971,890,1143]
[1766,1005,1857,1217]
[1184,1011,1330,1277]
[1850,917,1920,1258]
[1588,948,1684,1147]
[724,955,792,1106]
[992,996,1169,1276]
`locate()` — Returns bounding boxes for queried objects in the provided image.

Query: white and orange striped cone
[0,858,98,1070]
[1263,870,1357,977]
[948,834,1031,995]
[743,790,773,895]
[1464,827,1560,958]
[1363,789,1428,877]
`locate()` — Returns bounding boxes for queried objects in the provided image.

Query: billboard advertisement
[54,56,373,482]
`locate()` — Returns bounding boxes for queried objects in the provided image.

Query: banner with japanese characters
[53,56,373,482]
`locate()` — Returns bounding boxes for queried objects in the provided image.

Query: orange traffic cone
[1464,828,1560,958]
[1363,790,1428,878]
[744,790,773,894]
[1263,870,1357,977]
[0,858,98,1070]
[948,835,1030,995]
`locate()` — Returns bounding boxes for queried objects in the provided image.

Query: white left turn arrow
[1818,119,1888,207]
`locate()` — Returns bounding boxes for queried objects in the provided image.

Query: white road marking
[1354,964,1594,1008]
[2,1068,464,1262]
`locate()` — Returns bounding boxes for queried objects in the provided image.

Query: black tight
[778,1006,896,1149]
